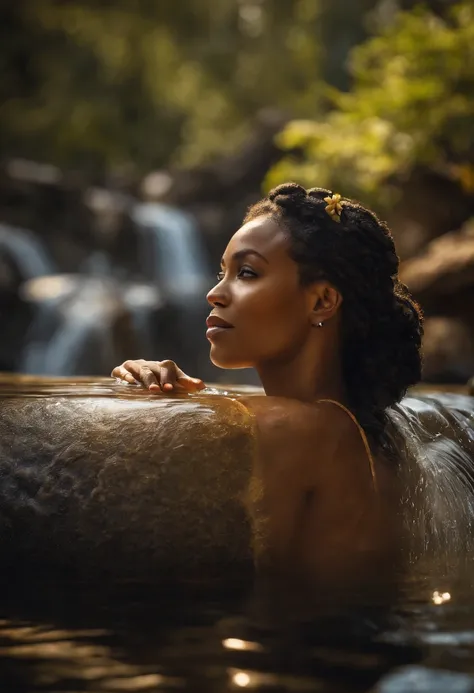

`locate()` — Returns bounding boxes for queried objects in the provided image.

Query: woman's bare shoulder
[236,395,351,474]
[237,394,321,431]
[237,394,354,433]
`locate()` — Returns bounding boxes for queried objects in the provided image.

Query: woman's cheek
[243,282,278,311]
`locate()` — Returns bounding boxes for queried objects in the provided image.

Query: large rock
[421,317,474,383]
[400,223,474,303]
[0,376,256,583]
[400,222,474,383]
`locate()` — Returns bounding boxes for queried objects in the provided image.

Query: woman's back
[239,395,404,586]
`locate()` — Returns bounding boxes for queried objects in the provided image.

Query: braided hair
[245,182,424,449]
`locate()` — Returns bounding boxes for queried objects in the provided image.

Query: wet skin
[112,216,402,584]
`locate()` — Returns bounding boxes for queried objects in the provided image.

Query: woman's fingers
[139,365,162,389]
[158,362,205,392]
[176,375,206,392]
[111,365,137,384]
[111,359,205,393]
[121,360,158,389]
[111,365,125,378]
[158,361,179,392]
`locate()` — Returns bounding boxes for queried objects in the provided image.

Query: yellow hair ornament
[323,193,343,223]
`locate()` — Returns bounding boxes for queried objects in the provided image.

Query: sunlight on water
[432,590,451,605]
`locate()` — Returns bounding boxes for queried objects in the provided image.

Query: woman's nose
[206,280,229,307]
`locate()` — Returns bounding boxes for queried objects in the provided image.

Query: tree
[0,0,326,176]
[266,1,474,209]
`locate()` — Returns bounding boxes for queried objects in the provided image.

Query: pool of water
[1,375,474,692]
[2,570,474,692]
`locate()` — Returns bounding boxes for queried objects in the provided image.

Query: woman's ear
[309,283,343,326]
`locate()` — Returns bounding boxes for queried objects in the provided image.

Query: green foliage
[0,0,324,174]
[267,2,474,207]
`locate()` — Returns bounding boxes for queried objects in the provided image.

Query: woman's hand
[111,359,205,393]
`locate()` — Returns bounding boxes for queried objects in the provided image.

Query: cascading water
[131,202,212,372]
[0,223,55,279]
[0,224,57,371]
[9,200,211,376]
[131,202,210,296]
[20,247,163,376]
[388,392,474,568]
[19,276,155,376]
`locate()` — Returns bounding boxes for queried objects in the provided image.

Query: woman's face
[206,215,315,369]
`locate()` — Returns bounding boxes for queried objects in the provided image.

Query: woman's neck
[256,336,347,405]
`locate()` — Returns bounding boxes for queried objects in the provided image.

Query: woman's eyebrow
[220,249,269,266]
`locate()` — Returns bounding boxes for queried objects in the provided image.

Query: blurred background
[0,0,473,385]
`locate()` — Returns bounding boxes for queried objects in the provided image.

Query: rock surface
[0,377,256,583]
[400,221,474,383]
[400,223,474,302]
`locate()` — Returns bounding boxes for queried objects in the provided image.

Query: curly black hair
[245,182,424,449]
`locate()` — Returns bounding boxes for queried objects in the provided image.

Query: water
[1,562,474,692]
[1,203,212,376]
[0,223,55,279]
[1,376,474,691]
[132,202,210,298]
[389,393,474,565]
[19,276,164,375]
[131,202,212,373]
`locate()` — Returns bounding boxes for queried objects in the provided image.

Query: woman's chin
[209,347,251,370]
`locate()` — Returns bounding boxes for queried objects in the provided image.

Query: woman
[112,183,423,584]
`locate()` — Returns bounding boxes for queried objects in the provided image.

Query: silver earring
[317,322,324,328]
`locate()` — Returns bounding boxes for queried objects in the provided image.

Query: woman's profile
[112,182,424,584]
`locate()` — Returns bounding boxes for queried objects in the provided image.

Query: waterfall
[6,202,210,376]
[0,223,55,279]
[131,202,212,372]
[20,278,126,375]
[131,202,210,297]
[389,393,474,565]
[19,275,164,375]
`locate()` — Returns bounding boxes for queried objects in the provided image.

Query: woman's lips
[206,315,233,328]
[206,315,234,340]
[206,325,233,340]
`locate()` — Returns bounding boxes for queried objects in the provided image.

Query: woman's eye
[216,267,257,281]
[238,267,257,278]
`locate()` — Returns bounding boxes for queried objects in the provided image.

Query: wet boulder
[0,377,255,583]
